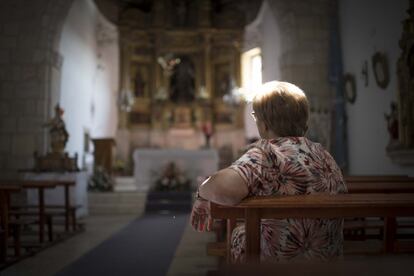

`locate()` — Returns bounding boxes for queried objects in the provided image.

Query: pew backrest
[347,181,414,193]
[210,193,414,262]
[344,175,411,183]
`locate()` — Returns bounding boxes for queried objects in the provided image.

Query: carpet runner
[55,191,192,276]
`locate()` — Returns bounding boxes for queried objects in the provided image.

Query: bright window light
[241,48,262,101]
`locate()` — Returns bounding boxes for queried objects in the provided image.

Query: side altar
[133,149,218,191]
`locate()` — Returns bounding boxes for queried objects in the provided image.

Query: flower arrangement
[201,121,213,148]
[153,162,191,191]
[88,166,113,192]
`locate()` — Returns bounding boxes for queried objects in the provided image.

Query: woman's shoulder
[243,137,326,161]
[244,139,275,156]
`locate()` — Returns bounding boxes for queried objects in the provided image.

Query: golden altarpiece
[117,0,245,155]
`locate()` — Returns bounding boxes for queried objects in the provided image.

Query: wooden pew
[210,193,414,263]
[346,178,414,240]
[2,180,81,244]
[11,180,79,232]
[347,181,414,194]
[0,186,20,264]
[2,180,57,244]
[207,178,414,259]
[344,175,409,183]
[0,185,36,265]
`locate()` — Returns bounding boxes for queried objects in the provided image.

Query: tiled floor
[1,213,218,276]
[2,214,137,276]
[3,211,414,276]
[167,222,218,276]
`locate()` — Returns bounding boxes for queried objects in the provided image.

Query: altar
[133,149,219,191]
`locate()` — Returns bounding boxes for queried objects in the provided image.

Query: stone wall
[0,0,73,178]
[267,0,333,148]
[243,0,333,148]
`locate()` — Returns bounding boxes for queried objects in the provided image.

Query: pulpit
[133,149,219,191]
[92,138,115,174]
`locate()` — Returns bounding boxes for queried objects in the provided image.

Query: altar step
[145,191,193,213]
[113,176,137,192]
[88,192,147,215]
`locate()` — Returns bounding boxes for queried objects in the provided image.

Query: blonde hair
[252,81,309,137]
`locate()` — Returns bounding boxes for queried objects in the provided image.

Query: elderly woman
[190,81,347,262]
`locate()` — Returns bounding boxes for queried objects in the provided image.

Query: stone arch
[0,0,73,177]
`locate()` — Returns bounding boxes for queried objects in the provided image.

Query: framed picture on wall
[372,52,390,89]
[343,73,356,104]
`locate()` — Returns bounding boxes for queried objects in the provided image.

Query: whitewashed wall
[59,0,119,168]
[339,0,414,175]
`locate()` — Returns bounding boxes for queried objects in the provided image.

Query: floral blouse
[229,137,347,262]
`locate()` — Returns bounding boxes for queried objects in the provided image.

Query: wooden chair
[12,180,80,233]
[0,185,37,265]
[210,193,414,263]
[2,180,57,244]
[345,177,414,240]
[2,180,82,245]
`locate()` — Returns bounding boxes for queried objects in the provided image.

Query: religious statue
[44,104,69,154]
[384,101,400,149]
[169,56,195,103]
[33,103,78,172]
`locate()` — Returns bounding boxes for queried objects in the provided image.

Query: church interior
[1,0,414,275]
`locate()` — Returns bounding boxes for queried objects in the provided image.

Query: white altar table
[22,171,89,218]
[133,149,219,191]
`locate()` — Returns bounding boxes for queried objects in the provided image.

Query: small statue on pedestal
[44,104,69,154]
[33,103,78,172]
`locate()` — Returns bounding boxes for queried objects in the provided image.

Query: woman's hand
[190,198,213,232]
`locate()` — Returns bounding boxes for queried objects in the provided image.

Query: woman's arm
[198,168,249,206]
